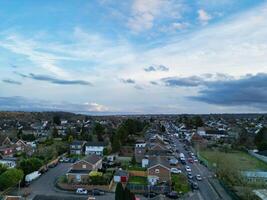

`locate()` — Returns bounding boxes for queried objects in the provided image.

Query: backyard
[128,176,147,185]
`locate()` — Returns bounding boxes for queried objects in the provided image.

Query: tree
[193,116,204,127]
[160,125,166,132]
[115,182,124,200]
[0,168,24,190]
[131,155,136,165]
[53,115,61,125]
[93,123,105,135]
[0,164,7,175]
[19,158,43,175]
[52,127,59,138]
[112,134,121,152]
[17,128,23,139]
[255,127,267,151]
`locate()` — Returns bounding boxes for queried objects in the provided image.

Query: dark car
[166,191,179,199]
[190,181,199,190]
[143,192,158,198]
[91,189,105,196]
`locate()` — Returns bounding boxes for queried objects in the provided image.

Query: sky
[1,0,267,114]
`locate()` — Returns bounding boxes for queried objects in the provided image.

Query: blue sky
[1,0,267,114]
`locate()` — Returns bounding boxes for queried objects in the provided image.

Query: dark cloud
[150,81,158,85]
[15,72,92,86]
[161,73,233,87]
[189,73,267,108]
[2,79,22,85]
[162,76,205,87]
[144,65,169,72]
[120,78,135,84]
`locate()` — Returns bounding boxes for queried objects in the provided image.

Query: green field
[171,174,190,194]
[199,150,267,171]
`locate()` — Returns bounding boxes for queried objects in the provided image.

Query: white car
[171,168,182,174]
[196,174,202,181]
[185,166,191,172]
[76,188,88,194]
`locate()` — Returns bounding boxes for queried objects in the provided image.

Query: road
[15,163,148,200]
[167,123,232,200]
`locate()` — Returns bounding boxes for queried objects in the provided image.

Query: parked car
[76,188,88,194]
[187,174,193,179]
[166,191,179,199]
[91,189,105,196]
[196,174,202,181]
[190,182,199,190]
[185,166,191,172]
[143,192,158,198]
[188,158,194,164]
[171,168,182,174]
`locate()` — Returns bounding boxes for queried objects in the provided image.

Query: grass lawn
[128,176,147,185]
[199,150,267,171]
[171,174,190,194]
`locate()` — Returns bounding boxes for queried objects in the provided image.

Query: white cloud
[127,0,184,33]
[0,35,71,77]
[198,9,212,25]
[84,102,109,112]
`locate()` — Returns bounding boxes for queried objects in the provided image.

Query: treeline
[177,115,204,128]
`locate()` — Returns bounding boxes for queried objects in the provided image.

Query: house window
[155,169,160,173]
[82,164,86,169]
[76,174,81,182]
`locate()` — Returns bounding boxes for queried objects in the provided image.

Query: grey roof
[83,154,102,164]
[33,195,87,200]
[206,130,228,135]
[67,169,91,174]
[86,141,107,147]
[148,156,171,169]
[71,140,85,145]
[114,169,129,177]
[243,171,267,178]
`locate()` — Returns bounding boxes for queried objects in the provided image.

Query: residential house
[113,169,129,183]
[70,140,86,155]
[135,143,146,163]
[66,155,102,183]
[85,142,107,156]
[0,135,13,157]
[147,156,171,185]
[13,139,34,155]
[0,157,17,168]
[242,171,267,184]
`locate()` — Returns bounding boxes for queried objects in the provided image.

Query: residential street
[16,163,148,200]
[168,123,232,200]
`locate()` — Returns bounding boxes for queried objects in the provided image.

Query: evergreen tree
[115,182,124,200]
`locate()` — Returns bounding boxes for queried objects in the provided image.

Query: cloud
[150,81,158,85]
[162,73,233,87]
[0,35,70,77]
[189,73,267,109]
[198,9,212,25]
[127,0,184,32]
[0,96,109,113]
[15,72,92,86]
[120,78,135,84]
[2,79,22,85]
[144,65,169,72]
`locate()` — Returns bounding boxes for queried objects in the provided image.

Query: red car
[188,158,194,163]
